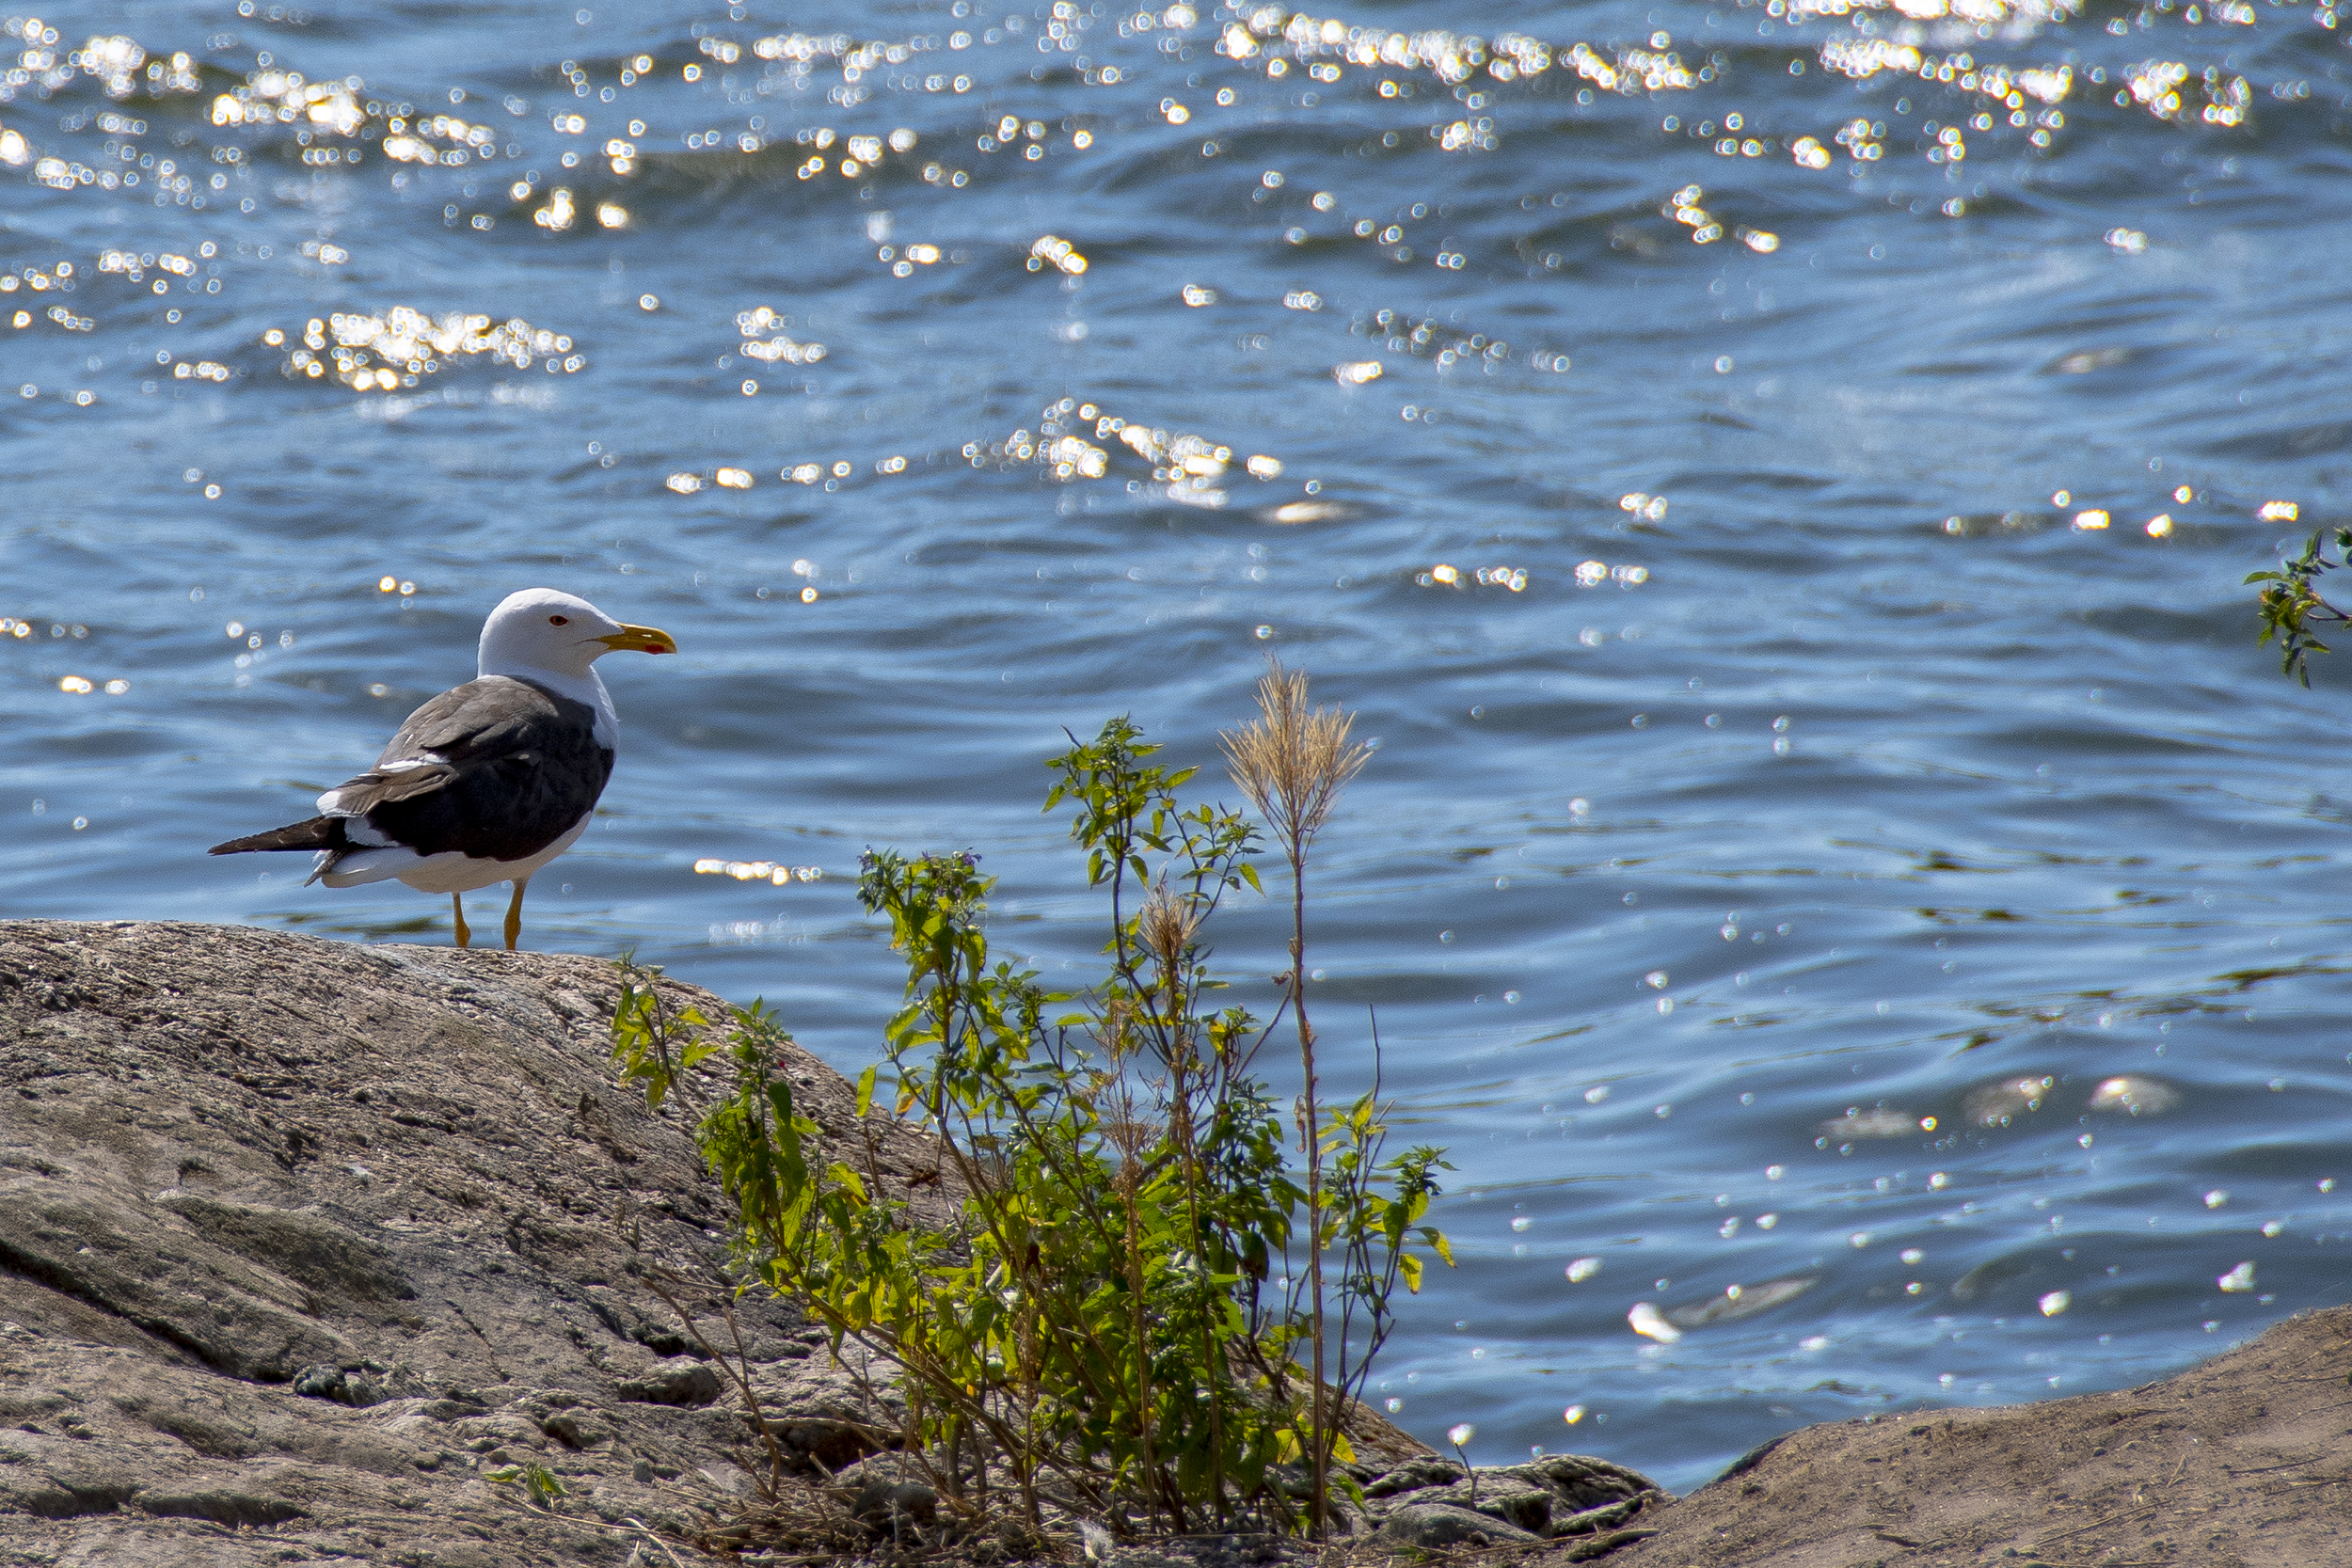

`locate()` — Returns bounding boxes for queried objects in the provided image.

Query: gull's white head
[477,588,677,679]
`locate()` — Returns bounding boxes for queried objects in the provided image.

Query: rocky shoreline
[1608,1299,2352,1568]
[0,921,823,1564]
[0,922,2342,1567]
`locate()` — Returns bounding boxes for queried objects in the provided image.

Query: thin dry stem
[1216,659,1370,1541]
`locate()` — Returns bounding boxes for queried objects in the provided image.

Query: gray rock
[1548,1493,1650,1537]
[1319,1494,1377,1539]
[1377,1500,1543,1548]
[134,1487,310,1528]
[1493,1450,1665,1512]
[614,1355,725,1407]
[834,1454,939,1529]
[0,920,949,1565]
[1394,1476,1560,1535]
[1359,1449,1671,1544]
[540,1409,612,1449]
[1361,1454,1467,1497]
[289,1359,422,1408]
[1100,1531,1312,1568]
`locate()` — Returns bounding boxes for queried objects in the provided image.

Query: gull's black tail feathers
[208,816,344,856]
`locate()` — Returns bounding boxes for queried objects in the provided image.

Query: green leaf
[522,1463,568,1507]
[485,1463,568,1509]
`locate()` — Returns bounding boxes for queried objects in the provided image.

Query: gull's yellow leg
[452,892,471,949]
[503,877,530,953]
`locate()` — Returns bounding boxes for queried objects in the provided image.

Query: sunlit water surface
[6,0,2352,1495]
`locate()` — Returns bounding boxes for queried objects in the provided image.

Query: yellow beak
[596,623,677,656]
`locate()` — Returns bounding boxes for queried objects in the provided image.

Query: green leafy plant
[484,1460,571,1510]
[2249,526,2352,686]
[612,957,715,1110]
[613,695,1449,1540]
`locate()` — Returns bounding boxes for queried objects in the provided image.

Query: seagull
[210,588,676,951]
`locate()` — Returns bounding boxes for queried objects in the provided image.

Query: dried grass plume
[1138,878,1202,971]
[1219,660,1370,857]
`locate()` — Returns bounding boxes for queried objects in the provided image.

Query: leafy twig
[2249,527,2352,687]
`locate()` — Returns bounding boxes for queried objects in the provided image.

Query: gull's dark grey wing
[341,676,615,863]
[212,676,612,869]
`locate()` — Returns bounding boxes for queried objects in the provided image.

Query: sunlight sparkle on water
[695,860,824,885]
[1627,1302,1681,1343]
[273,308,582,393]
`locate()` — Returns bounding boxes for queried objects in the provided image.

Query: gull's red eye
[548,614,569,626]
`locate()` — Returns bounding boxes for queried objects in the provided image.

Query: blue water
[6,0,2352,1494]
